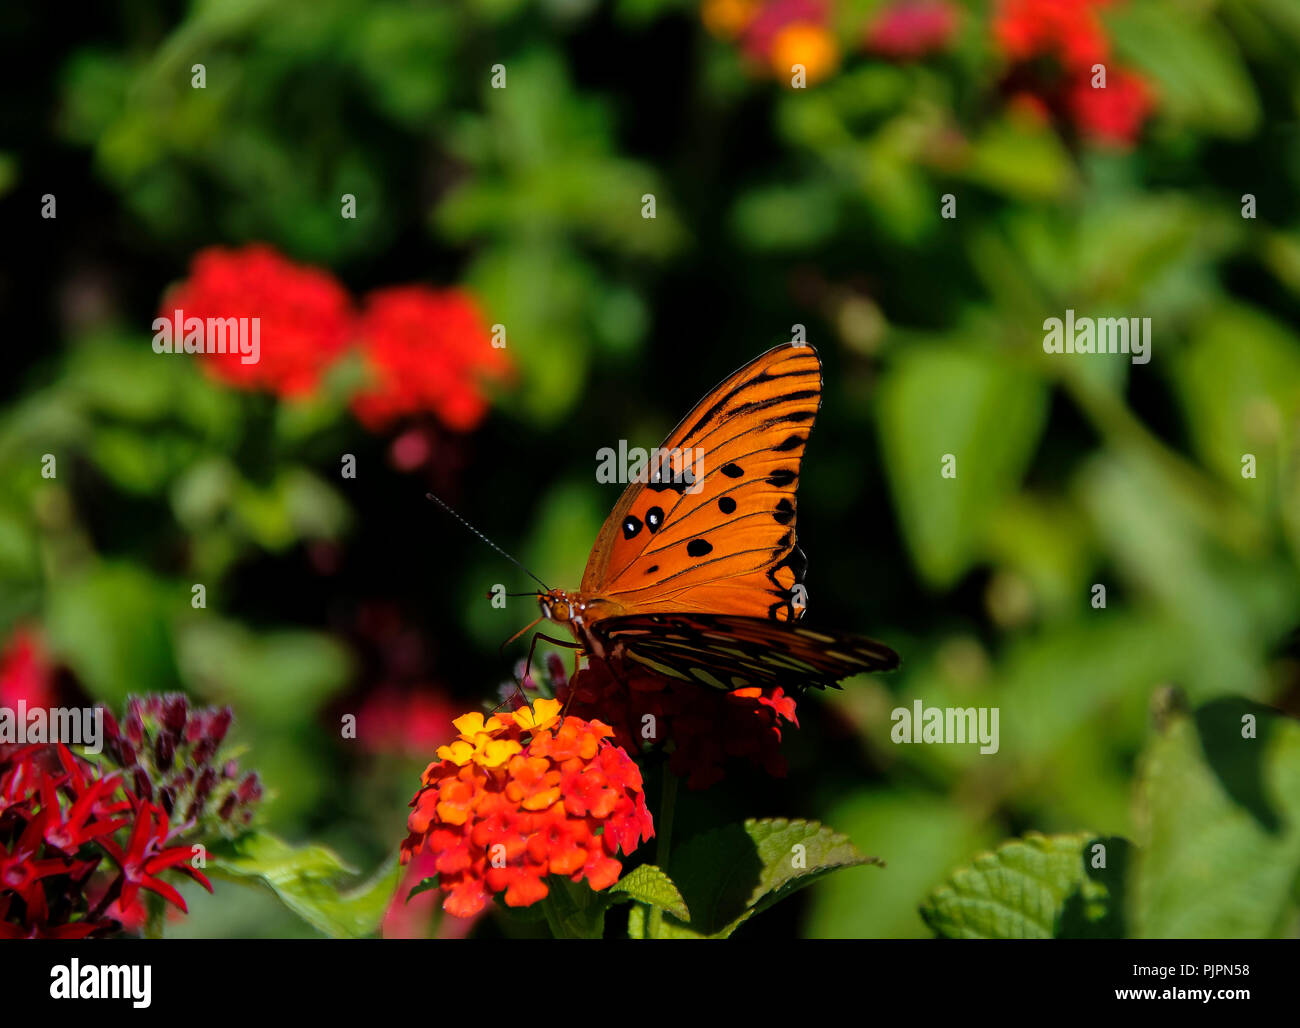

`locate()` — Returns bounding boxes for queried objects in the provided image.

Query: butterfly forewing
[594,613,899,691]
[581,344,821,621]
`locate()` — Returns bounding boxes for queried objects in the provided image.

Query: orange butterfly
[531,343,898,692]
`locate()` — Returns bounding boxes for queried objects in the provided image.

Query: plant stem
[143,892,166,940]
[646,767,678,939]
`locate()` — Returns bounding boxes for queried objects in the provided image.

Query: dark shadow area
[1196,698,1284,835]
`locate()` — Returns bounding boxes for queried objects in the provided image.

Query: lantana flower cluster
[160,244,509,432]
[399,698,653,917]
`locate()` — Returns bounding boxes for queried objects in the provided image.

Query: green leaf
[176,618,352,722]
[406,876,440,903]
[209,832,401,939]
[1173,305,1300,507]
[920,831,1131,939]
[606,863,690,922]
[538,876,607,939]
[804,790,999,938]
[44,563,180,704]
[660,818,881,938]
[962,115,1076,202]
[1109,7,1259,137]
[877,345,1048,587]
[1134,697,1300,938]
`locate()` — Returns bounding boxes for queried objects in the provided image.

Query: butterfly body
[536,343,898,692]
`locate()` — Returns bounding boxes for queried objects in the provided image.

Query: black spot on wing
[686,538,714,558]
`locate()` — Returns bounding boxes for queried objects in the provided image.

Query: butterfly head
[539,588,578,624]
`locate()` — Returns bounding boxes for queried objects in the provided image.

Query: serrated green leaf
[209,831,400,938]
[1134,698,1300,938]
[661,818,881,938]
[921,831,1130,939]
[606,864,690,921]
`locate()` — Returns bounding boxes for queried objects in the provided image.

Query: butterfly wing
[593,612,899,691]
[581,343,820,622]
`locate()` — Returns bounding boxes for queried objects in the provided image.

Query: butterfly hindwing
[594,612,899,692]
[581,344,821,621]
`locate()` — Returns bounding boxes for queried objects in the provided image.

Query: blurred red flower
[1065,66,1153,145]
[161,244,353,398]
[398,699,652,917]
[0,628,55,764]
[712,0,837,84]
[351,286,509,433]
[0,627,53,711]
[865,0,960,59]
[356,686,458,759]
[993,0,1111,70]
[992,0,1153,148]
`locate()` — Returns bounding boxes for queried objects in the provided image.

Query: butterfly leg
[523,632,581,689]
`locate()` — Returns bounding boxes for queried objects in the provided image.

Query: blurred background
[2,0,1299,937]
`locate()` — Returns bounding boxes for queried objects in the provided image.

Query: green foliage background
[2,0,1299,937]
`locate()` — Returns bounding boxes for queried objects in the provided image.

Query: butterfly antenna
[425,492,550,592]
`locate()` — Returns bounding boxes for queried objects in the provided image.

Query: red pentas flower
[398,698,652,917]
[544,658,799,791]
[0,686,264,938]
[160,244,353,397]
[865,0,961,59]
[0,743,211,939]
[351,285,509,433]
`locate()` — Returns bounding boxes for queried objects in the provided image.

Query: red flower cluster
[162,244,352,397]
[160,245,508,433]
[104,694,263,836]
[548,658,800,791]
[351,286,508,432]
[865,0,961,59]
[992,0,1153,146]
[398,699,653,917]
[0,744,211,938]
